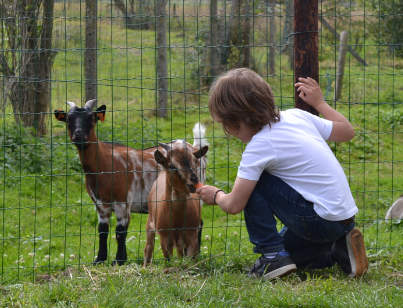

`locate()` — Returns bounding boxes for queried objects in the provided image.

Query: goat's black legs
[94,222,109,264]
[113,223,128,265]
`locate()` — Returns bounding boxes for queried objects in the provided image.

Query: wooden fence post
[335,31,349,101]
[85,0,97,103]
[293,0,318,115]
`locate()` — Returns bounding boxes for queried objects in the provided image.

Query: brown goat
[144,141,208,266]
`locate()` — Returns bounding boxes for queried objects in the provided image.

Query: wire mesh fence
[0,0,402,283]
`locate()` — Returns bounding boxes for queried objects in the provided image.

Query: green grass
[0,250,402,307]
[0,1,402,306]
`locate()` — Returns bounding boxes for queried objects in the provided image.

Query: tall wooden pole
[335,31,349,101]
[209,0,219,82]
[293,0,318,115]
[85,0,97,103]
[156,0,168,117]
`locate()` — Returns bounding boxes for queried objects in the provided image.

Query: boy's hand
[295,77,325,110]
[196,185,221,205]
[295,77,355,142]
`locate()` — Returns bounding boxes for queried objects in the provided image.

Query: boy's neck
[238,122,256,143]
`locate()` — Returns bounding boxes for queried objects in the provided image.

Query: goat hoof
[112,259,126,266]
[93,258,106,265]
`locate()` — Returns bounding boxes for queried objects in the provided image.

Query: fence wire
[0,0,402,283]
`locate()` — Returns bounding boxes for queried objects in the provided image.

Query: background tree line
[0,0,401,135]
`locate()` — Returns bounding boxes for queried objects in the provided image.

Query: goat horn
[84,99,97,111]
[159,142,171,152]
[66,101,76,109]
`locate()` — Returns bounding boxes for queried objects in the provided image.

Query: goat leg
[144,222,156,266]
[113,223,128,266]
[94,222,109,264]
[160,234,174,261]
[176,237,185,258]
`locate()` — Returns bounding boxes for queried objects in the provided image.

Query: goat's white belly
[127,179,153,213]
[126,153,158,213]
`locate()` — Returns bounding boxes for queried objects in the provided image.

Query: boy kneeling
[197,68,368,280]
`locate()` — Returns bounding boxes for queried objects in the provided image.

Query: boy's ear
[54,110,67,122]
[154,149,168,168]
[95,105,106,122]
[193,145,208,159]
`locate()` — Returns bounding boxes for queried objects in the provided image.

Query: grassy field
[0,1,402,306]
[0,253,402,307]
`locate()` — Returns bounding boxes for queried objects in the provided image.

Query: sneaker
[249,253,297,280]
[332,228,368,277]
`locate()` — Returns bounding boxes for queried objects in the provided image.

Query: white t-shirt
[237,108,358,221]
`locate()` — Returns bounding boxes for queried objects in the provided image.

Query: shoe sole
[347,228,369,277]
[263,263,297,280]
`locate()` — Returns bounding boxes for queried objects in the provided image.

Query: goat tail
[192,122,208,149]
[193,123,208,186]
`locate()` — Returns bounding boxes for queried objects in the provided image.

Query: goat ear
[95,105,106,122]
[193,145,208,159]
[158,142,171,152]
[154,149,168,167]
[54,110,67,122]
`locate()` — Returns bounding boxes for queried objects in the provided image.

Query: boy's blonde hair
[209,68,280,134]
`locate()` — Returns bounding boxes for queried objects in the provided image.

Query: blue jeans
[244,172,355,269]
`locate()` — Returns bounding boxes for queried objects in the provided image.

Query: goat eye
[169,164,177,171]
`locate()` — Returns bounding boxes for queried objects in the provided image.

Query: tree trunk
[281,0,294,69]
[281,0,293,51]
[209,0,219,82]
[241,0,251,68]
[85,0,97,103]
[268,0,276,75]
[5,0,56,136]
[113,0,152,30]
[156,0,168,118]
[227,0,251,68]
[294,0,318,115]
[36,0,56,135]
[172,3,182,29]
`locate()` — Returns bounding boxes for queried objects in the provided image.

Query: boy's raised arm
[295,77,355,142]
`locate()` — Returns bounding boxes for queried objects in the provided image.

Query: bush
[0,125,51,174]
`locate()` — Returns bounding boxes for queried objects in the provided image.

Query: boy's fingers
[307,77,318,86]
[298,77,310,83]
[296,78,315,88]
[295,82,312,90]
[299,77,317,87]
[296,86,309,93]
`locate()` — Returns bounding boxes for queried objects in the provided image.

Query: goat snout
[72,130,88,142]
[187,173,199,193]
[190,173,198,184]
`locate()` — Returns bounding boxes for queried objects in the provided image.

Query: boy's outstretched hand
[295,77,325,110]
[196,185,220,205]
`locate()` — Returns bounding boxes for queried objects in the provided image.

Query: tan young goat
[144,139,208,266]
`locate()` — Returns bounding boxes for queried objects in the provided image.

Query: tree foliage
[369,0,403,57]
